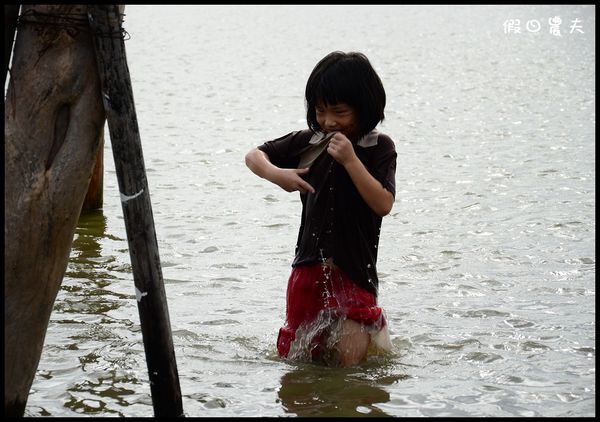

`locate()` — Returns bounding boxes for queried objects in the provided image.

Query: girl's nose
[324,115,337,129]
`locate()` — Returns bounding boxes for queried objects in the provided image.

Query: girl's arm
[245,148,315,194]
[326,134,394,217]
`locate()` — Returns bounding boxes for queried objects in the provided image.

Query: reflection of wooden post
[88,5,184,418]
[81,128,104,213]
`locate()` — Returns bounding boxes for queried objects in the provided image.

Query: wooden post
[87,5,184,417]
[4,4,20,88]
[5,4,107,416]
[81,128,104,213]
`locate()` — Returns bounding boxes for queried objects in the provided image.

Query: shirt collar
[356,129,380,147]
[309,129,380,147]
[308,131,333,145]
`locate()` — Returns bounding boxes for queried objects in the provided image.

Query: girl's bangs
[310,70,351,107]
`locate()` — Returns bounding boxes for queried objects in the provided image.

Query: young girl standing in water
[245,51,396,367]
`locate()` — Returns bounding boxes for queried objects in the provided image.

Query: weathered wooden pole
[87,5,184,417]
[5,4,106,416]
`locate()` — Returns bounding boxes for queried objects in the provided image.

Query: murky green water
[25,5,594,417]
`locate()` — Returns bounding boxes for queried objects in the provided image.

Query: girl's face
[315,101,359,139]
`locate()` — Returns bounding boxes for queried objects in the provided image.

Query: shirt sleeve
[371,134,397,198]
[256,130,313,169]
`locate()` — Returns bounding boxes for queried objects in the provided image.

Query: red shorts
[277,263,386,360]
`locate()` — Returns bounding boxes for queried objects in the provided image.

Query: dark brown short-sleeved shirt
[257,129,397,295]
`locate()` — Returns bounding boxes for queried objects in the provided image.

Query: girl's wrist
[342,156,362,171]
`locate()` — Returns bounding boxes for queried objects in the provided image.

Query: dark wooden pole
[87,5,184,417]
[4,4,20,88]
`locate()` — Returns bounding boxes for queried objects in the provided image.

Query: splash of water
[287,254,393,366]
[287,307,344,365]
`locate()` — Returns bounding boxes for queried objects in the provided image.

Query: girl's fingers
[302,182,315,194]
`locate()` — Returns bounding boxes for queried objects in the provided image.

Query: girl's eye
[333,109,351,117]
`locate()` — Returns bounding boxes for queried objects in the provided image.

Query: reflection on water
[27,210,148,417]
[58,210,129,313]
[278,360,409,417]
[72,210,106,258]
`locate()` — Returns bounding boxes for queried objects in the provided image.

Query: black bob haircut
[305,51,386,140]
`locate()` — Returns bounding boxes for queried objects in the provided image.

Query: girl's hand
[245,148,315,194]
[275,167,315,194]
[327,132,358,167]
